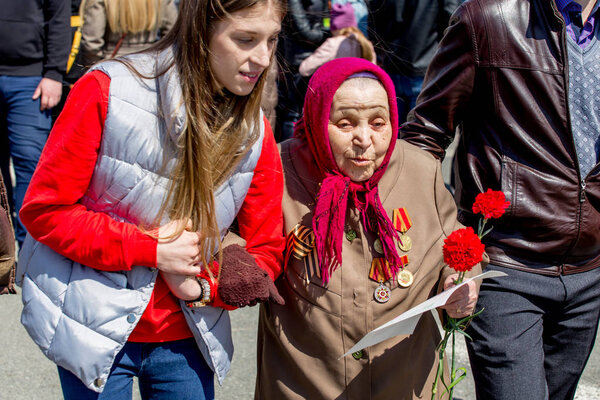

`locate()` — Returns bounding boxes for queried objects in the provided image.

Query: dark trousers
[466,264,600,400]
[0,75,52,245]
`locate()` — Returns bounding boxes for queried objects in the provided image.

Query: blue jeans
[58,339,215,400]
[389,74,424,126]
[0,75,52,245]
[466,265,600,400]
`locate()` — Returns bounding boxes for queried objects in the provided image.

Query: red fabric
[293,57,402,283]
[20,70,285,341]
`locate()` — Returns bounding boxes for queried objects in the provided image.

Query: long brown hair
[133,0,285,269]
[337,26,375,62]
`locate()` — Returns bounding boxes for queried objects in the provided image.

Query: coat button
[94,378,105,388]
[345,230,357,242]
[127,314,136,323]
[352,350,363,360]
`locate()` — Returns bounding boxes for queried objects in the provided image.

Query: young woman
[80,0,178,66]
[255,58,479,399]
[16,0,286,399]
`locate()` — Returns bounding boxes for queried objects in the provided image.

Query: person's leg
[138,338,215,400]
[543,267,600,400]
[58,342,142,400]
[0,77,14,228]
[3,75,52,245]
[465,265,550,400]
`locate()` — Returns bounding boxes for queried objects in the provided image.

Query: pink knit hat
[330,3,357,31]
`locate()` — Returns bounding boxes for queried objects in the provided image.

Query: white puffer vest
[16,48,264,393]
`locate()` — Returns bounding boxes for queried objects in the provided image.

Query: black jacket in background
[0,0,71,82]
[370,0,460,77]
[281,0,329,68]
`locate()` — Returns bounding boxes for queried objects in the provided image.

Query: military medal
[370,258,393,283]
[374,281,391,303]
[397,269,414,288]
[398,234,412,252]
[373,238,384,254]
[393,208,413,252]
[370,258,393,302]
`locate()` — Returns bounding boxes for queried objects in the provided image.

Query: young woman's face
[328,79,393,182]
[208,2,281,96]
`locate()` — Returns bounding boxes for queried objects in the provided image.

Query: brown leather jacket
[400,0,600,276]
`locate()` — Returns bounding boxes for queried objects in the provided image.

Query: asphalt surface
[1,292,599,400]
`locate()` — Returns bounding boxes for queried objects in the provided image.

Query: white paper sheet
[340,270,508,358]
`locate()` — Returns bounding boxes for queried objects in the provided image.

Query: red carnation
[472,189,510,219]
[443,227,485,273]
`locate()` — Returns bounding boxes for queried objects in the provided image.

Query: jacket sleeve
[288,0,327,45]
[43,0,71,82]
[80,0,107,67]
[19,71,157,272]
[399,4,476,160]
[235,118,286,281]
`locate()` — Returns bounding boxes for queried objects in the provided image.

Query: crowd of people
[1,0,599,399]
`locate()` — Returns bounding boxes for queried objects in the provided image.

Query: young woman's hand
[440,274,478,318]
[156,219,203,276]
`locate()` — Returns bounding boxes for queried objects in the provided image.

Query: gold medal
[374,281,391,303]
[373,238,384,254]
[398,234,412,252]
[397,269,414,288]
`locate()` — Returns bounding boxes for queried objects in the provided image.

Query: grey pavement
[1,291,599,399]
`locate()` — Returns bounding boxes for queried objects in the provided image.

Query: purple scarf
[294,58,401,284]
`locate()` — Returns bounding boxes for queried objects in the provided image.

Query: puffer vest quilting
[17,49,264,392]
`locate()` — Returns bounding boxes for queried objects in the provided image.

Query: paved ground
[1,292,598,400]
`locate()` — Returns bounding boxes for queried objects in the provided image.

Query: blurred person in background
[370,0,459,124]
[80,0,177,67]
[276,0,328,141]
[0,0,71,247]
[298,3,376,78]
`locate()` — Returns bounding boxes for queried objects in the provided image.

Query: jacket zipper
[580,179,587,203]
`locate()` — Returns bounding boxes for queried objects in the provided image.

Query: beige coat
[255,138,481,400]
[80,0,177,67]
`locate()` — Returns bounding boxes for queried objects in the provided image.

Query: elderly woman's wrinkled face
[328,78,392,182]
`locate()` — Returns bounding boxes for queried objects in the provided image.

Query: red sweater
[20,71,285,342]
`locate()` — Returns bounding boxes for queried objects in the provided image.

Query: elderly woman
[255,58,481,399]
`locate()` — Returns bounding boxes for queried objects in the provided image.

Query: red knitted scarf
[294,58,401,284]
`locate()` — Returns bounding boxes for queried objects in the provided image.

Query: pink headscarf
[294,57,401,284]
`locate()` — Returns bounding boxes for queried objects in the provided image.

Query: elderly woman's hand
[440,273,478,319]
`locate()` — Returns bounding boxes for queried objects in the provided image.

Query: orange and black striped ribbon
[284,224,316,271]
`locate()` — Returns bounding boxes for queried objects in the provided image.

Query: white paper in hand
[340,270,507,359]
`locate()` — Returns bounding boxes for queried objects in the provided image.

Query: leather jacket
[400,0,600,276]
